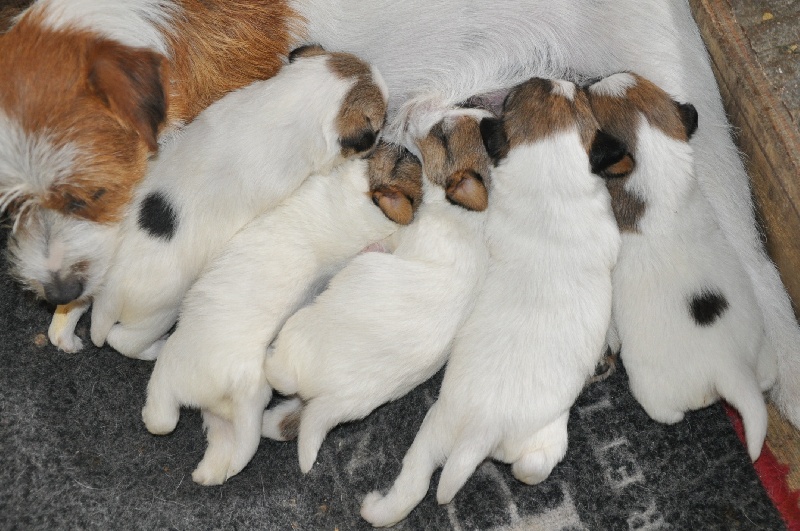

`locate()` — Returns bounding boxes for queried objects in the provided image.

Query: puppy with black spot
[360,78,625,527]
[262,108,492,474]
[587,72,777,461]
[141,142,421,486]
[89,45,387,360]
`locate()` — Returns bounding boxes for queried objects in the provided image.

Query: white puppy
[141,142,422,486]
[89,45,388,360]
[587,73,777,462]
[360,78,625,527]
[263,108,493,474]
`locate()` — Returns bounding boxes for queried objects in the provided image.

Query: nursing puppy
[263,108,492,474]
[141,142,422,486]
[88,46,387,359]
[587,73,777,461]
[360,78,624,527]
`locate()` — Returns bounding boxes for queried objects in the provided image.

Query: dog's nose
[43,273,84,305]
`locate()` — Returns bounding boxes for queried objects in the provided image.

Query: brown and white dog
[1,0,799,428]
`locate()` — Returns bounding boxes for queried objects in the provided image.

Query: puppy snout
[43,273,85,306]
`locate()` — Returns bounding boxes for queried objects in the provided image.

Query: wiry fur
[141,145,420,485]
[1,0,799,427]
[89,51,387,359]
[263,108,492,474]
[588,73,776,461]
[360,79,621,527]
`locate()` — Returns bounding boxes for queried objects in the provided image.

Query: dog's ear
[445,169,489,211]
[372,185,417,225]
[589,130,634,179]
[676,101,698,139]
[479,117,509,165]
[87,40,168,151]
[288,44,326,63]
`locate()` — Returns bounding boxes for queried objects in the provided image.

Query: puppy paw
[141,402,179,435]
[360,491,403,528]
[512,450,556,486]
[50,330,84,353]
[191,462,228,486]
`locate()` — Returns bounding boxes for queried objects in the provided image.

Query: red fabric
[725,405,800,530]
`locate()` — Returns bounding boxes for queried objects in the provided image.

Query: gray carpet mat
[0,232,786,530]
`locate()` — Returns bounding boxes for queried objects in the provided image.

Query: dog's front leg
[48,300,90,352]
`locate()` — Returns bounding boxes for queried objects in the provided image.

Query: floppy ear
[87,40,168,151]
[371,185,416,225]
[479,117,509,164]
[676,102,698,139]
[445,169,489,211]
[589,130,634,179]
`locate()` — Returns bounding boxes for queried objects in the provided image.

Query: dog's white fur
[3,0,799,427]
[141,152,412,485]
[360,79,621,527]
[263,108,492,474]
[89,51,387,360]
[590,73,776,462]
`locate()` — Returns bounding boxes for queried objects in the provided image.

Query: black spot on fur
[677,102,698,139]
[341,129,377,155]
[138,191,177,240]
[689,290,729,327]
[479,117,509,165]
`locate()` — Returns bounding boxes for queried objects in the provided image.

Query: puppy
[360,78,624,527]
[88,46,387,360]
[141,142,422,486]
[262,108,492,474]
[587,73,777,461]
[3,1,798,430]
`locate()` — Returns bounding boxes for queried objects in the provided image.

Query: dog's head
[289,44,388,161]
[0,4,171,304]
[367,142,424,225]
[414,110,494,212]
[586,72,698,231]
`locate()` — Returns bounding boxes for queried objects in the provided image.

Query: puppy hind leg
[192,411,236,486]
[717,367,768,462]
[435,434,493,505]
[226,386,272,480]
[106,309,178,360]
[141,363,181,435]
[512,412,569,485]
[361,404,451,527]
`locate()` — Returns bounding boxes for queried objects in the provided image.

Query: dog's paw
[191,460,229,486]
[50,330,84,353]
[512,450,557,486]
[141,402,179,435]
[360,491,404,528]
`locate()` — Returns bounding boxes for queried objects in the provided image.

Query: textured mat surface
[0,234,786,530]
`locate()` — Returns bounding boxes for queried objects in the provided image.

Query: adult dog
[1,0,798,427]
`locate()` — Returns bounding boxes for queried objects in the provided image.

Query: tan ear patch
[416,115,493,211]
[327,53,387,158]
[367,142,423,224]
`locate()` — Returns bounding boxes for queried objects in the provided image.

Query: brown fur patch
[368,142,423,225]
[288,43,326,62]
[605,177,646,232]
[328,53,387,158]
[416,115,492,211]
[279,409,302,441]
[501,78,599,154]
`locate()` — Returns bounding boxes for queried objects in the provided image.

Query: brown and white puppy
[588,72,776,461]
[87,46,386,359]
[262,108,492,474]
[141,142,421,486]
[361,78,624,527]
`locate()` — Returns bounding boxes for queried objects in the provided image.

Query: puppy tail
[297,399,341,473]
[717,366,768,462]
[262,396,304,441]
[361,403,449,527]
[436,434,492,504]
